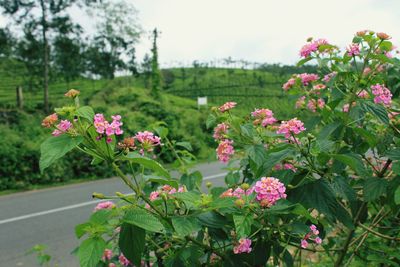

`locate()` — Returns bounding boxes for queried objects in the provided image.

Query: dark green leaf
[175,141,192,151]
[197,211,228,228]
[40,135,83,172]
[172,216,201,237]
[123,208,164,233]
[364,177,388,201]
[361,101,389,124]
[233,214,253,237]
[119,223,145,267]
[331,176,357,202]
[385,148,400,160]
[330,153,368,176]
[395,186,400,205]
[180,171,202,190]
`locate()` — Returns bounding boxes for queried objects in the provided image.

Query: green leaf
[119,223,145,267]
[233,214,253,237]
[89,209,113,225]
[197,211,228,228]
[259,146,295,176]
[123,208,165,233]
[146,177,179,189]
[125,153,170,178]
[75,106,95,122]
[180,171,202,190]
[246,144,267,167]
[206,114,216,129]
[78,237,106,267]
[331,176,357,202]
[353,127,378,147]
[75,222,91,239]
[385,148,400,161]
[394,186,400,205]
[330,153,368,176]
[297,57,313,66]
[225,172,240,186]
[364,177,388,201]
[172,216,201,237]
[40,135,83,172]
[361,101,389,124]
[175,141,192,151]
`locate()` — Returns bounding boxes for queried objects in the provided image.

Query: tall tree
[0,28,14,56]
[150,28,161,98]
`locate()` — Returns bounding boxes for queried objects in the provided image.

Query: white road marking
[0,172,227,225]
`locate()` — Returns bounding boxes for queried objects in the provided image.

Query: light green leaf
[123,208,164,233]
[125,153,170,178]
[75,106,95,122]
[40,135,83,172]
[175,141,193,151]
[119,223,145,267]
[78,237,106,267]
[180,171,202,190]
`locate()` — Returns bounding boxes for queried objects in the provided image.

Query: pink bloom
[94,201,115,211]
[306,98,325,112]
[347,43,360,56]
[149,191,160,201]
[52,120,73,136]
[299,38,330,58]
[94,114,123,141]
[343,102,356,113]
[253,177,286,207]
[315,236,322,244]
[109,264,116,267]
[301,239,308,249]
[371,84,392,106]
[251,108,277,126]
[295,96,306,109]
[213,123,229,141]
[220,187,254,199]
[310,224,317,232]
[119,254,130,266]
[323,71,337,83]
[219,102,236,112]
[282,78,296,91]
[311,83,326,95]
[216,139,234,163]
[363,67,372,76]
[298,73,319,86]
[52,129,63,137]
[233,238,252,254]
[134,131,162,155]
[277,118,306,138]
[102,249,113,261]
[283,163,297,172]
[357,90,369,99]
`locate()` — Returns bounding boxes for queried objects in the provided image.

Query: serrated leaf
[75,222,91,239]
[119,223,145,267]
[330,153,368,176]
[125,153,170,178]
[206,114,216,129]
[40,135,83,173]
[180,171,202,190]
[361,101,389,124]
[385,148,400,161]
[364,177,388,201]
[78,237,106,267]
[75,106,95,122]
[172,216,201,236]
[123,208,164,233]
[233,214,253,237]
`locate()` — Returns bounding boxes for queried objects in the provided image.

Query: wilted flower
[118,137,136,150]
[42,113,58,128]
[282,78,296,91]
[102,249,113,261]
[64,89,80,98]
[357,90,370,99]
[377,32,390,40]
[119,254,130,266]
[323,71,337,83]
[233,238,252,254]
[307,98,325,112]
[295,96,306,109]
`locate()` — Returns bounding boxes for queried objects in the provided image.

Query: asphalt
[0,161,228,267]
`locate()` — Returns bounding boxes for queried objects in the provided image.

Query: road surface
[0,161,227,267]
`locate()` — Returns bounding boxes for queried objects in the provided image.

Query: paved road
[0,162,228,267]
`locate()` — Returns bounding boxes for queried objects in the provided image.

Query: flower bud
[240,183,250,190]
[92,192,105,199]
[234,198,245,208]
[377,32,390,40]
[206,182,212,188]
[65,89,80,98]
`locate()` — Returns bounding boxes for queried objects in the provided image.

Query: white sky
[1,0,400,66]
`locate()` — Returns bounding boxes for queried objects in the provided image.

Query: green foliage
[119,223,146,267]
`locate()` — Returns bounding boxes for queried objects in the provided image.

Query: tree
[0,28,14,57]
[140,53,152,88]
[150,28,161,98]
[86,0,141,79]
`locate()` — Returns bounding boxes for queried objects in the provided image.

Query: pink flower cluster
[282,78,296,91]
[219,102,237,112]
[347,43,360,56]
[94,114,123,143]
[298,73,319,86]
[134,131,162,155]
[274,163,297,172]
[102,249,113,261]
[253,177,287,207]
[94,201,115,211]
[220,187,254,199]
[307,98,325,112]
[42,113,58,128]
[119,253,130,266]
[213,123,229,141]
[295,96,306,109]
[322,71,337,83]
[149,185,186,202]
[251,108,277,126]
[216,139,235,163]
[277,118,306,139]
[52,120,73,137]
[233,238,252,254]
[357,90,369,99]
[371,84,392,106]
[301,224,323,249]
[299,38,330,58]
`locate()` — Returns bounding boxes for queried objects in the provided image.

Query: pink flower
[363,67,372,76]
[94,114,123,142]
[282,78,296,91]
[94,201,115,211]
[347,43,360,56]
[299,38,330,58]
[102,249,113,261]
[134,131,162,155]
[119,254,130,266]
[371,84,392,106]
[149,191,160,201]
[295,96,306,109]
[315,236,322,244]
[343,102,356,113]
[219,102,237,112]
[323,71,337,83]
[213,123,229,141]
[283,163,297,172]
[312,83,326,94]
[251,108,277,126]
[52,120,73,136]
[109,263,116,267]
[277,118,306,138]
[357,90,369,99]
[253,177,286,207]
[233,238,252,254]
[42,113,58,128]
[216,139,234,163]
[301,239,308,248]
[298,73,319,86]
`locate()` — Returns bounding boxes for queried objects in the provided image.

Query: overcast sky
[1,0,399,66]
